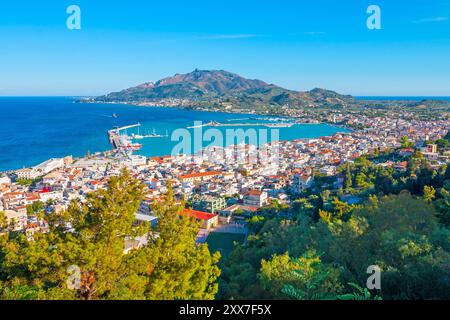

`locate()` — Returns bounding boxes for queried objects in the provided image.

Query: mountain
[93,69,354,111]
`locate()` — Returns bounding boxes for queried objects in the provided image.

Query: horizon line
[1,95,450,98]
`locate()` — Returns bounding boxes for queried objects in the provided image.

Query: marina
[108,123,169,153]
[0,97,347,172]
[108,123,143,152]
[130,127,169,139]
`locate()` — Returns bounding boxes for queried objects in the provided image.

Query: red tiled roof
[246,190,262,196]
[181,209,217,221]
[150,156,172,163]
[179,171,222,180]
[26,194,41,201]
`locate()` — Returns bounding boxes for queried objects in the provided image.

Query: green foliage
[220,192,450,300]
[344,163,353,191]
[15,177,42,187]
[0,171,221,300]
[434,185,450,227]
[26,201,45,217]
[144,182,221,300]
[219,151,450,300]
[260,251,343,300]
[246,215,265,233]
[444,130,450,142]
[336,283,381,300]
[1,170,147,300]
[401,135,414,148]
[423,185,436,203]
[435,139,449,150]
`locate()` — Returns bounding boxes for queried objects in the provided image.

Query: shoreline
[0,100,350,173]
[81,100,345,127]
[80,100,312,121]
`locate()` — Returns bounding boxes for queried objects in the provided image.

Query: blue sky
[0,0,449,96]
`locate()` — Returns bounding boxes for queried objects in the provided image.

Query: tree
[423,185,435,203]
[355,172,370,188]
[374,169,395,195]
[144,182,221,300]
[1,170,148,300]
[435,139,449,150]
[401,135,414,148]
[246,215,265,233]
[221,192,450,300]
[336,283,381,300]
[344,163,353,191]
[320,190,331,203]
[260,251,343,299]
[330,197,355,220]
[26,201,45,217]
[326,193,449,299]
[434,184,450,228]
[0,171,221,300]
[444,165,450,181]
[0,211,6,229]
[444,130,450,142]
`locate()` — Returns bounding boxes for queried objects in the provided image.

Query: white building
[34,158,65,175]
[292,174,314,194]
[0,176,11,185]
[130,155,147,167]
[243,190,268,208]
[16,168,41,180]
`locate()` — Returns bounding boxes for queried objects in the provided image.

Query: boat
[131,133,144,139]
[112,113,118,118]
[131,128,168,139]
[264,123,295,128]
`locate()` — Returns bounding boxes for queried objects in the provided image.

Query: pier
[108,123,142,151]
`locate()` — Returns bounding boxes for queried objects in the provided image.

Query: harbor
[108,123,168,152]
[0,97,346,172]
[108,123,143,152]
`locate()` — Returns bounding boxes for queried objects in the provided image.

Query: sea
[0,96,356,172]
[356,96,450,101]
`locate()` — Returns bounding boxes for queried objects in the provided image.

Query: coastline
[81,100,330,124]
[1,99,350,173]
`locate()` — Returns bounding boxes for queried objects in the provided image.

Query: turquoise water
[0,97,348,172]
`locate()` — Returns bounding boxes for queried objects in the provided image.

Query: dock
[108,123,142,151]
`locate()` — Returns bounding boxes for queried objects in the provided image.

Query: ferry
[119,136,142,150]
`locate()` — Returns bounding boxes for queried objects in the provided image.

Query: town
[1,108,449,252]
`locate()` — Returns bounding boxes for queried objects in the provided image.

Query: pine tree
[344,163,353,191]
[0,171,221,300]
[0,169,149,300]
[144,182,221,300]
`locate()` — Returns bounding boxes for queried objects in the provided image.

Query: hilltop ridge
[93,69,353,111]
